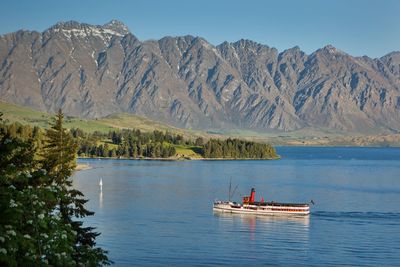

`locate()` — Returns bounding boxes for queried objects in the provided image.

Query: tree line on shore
[73,128,179,158]
[203,139,277,159]
[1,120,277,159]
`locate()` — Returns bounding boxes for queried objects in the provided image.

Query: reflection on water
[214,211,310,243]
[213,210,310,227]
[99,190,103,209]
[99,177,103,209]
[73,147,400,266]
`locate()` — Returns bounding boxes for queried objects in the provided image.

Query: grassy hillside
[2,101,399,147]
[0,101,226,140]
[174,145,203,159]
[98,113,190,136]
[0,101,114,133]
[0,101,205,157]
[0,101,201,136]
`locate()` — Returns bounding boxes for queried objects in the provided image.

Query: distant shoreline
[76,155,280,163]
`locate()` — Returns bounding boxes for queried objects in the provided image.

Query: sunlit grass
[174,145,203,158]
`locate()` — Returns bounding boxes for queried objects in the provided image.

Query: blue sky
[0,0,399,57]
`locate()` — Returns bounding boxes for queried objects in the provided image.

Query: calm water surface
[73,147,400,266]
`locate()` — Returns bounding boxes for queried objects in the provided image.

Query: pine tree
[0,112,80,266]
[195,137,204,146]
[41,109,110,265]
[103,143,109,158]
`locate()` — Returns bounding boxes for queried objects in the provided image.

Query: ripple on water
[74,148,400,266]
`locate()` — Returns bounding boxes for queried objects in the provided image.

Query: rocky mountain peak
[232,39,267,50]
[279,46,304,56]
[320,44,347,56]
[380,51,400,64]
[193,36,215,49]
[103,19,130,36]
[47,20,85,31]
[380,51,400,78]
[45,20,129,38]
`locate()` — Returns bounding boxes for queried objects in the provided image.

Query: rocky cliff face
[1,20,399,133]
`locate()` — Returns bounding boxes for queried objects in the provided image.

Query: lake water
[73,147,400,266]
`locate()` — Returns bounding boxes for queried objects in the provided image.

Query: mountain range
[1,20,399,134]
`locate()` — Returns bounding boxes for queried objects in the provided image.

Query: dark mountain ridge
[1,20,399,134]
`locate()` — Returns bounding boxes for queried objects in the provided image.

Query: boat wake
[312,211,400,221]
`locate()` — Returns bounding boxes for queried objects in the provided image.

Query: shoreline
[77,155,280,162]
[75,163,92,171]
[74,146,400,167]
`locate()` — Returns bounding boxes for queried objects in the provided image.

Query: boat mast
[228,177,232,202]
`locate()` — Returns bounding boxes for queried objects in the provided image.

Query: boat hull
[213,201,310,216]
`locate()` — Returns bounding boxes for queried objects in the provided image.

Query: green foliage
[0,111,278,160]
[41,111,78,182]
[195,137,204,146]
[203,138,278,159]
[0,101,186,135]
[0,110,110,266]
[76,129,179,159]
[75,128,277,159]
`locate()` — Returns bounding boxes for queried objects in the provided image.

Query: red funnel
[250,188,255,203]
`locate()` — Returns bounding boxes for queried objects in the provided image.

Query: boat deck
[213,201,310,215]
[252,201,310,207]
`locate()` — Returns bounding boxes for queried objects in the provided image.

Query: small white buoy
[99,178,103,191]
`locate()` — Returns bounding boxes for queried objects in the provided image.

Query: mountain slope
[1,20,399,134]
[0,100,199,137]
